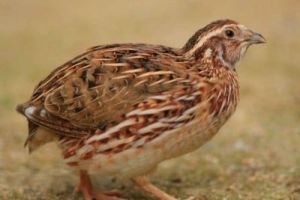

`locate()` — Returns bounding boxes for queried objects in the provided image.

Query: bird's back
[16,43,209,152]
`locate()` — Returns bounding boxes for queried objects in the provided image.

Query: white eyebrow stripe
[186,24,237,56]
[237,24,247,30]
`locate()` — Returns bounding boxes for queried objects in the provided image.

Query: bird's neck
[194,44,237,69]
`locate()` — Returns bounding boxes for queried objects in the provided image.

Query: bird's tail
[16,103,26,115]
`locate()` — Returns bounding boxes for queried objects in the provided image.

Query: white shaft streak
[137,71,174,78]
[97,136,135,153]
[126,105,177,117]
[138,122,169,134]
[148,95,170,100]
[77,144,94,156]
[87,118,136,143]
[161,104,199,123]
[121,68,144,74]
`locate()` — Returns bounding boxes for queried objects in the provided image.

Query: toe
[101,189,123,197]
[93,192,126,200]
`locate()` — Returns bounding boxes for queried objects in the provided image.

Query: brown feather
[16,20,265,180]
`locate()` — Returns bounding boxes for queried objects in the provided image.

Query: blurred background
[0,0,299,199]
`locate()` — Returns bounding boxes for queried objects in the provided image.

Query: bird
[16,19,265,200]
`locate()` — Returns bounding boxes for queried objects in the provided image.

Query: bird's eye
[225,29,235,38]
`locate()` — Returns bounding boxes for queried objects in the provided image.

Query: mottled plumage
[17,19,265,200]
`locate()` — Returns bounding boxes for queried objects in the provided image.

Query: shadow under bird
[16,19,265,200]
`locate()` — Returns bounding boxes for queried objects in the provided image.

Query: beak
[247,31,266,44]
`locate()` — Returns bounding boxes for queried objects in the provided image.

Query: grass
[0,0,300,199]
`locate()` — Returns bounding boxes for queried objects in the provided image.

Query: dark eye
[225,29,235,38]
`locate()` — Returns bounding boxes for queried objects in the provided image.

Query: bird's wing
[21,44,208,138]
[63,80,211,161]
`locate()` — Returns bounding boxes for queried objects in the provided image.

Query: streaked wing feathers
[28,44,194,133]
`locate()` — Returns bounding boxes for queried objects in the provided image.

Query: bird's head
[182,19,266,68]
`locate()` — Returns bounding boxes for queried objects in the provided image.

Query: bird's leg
[75,170,124,200]
[132,176,177,200]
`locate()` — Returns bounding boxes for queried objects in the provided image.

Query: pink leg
[132,176,177,200]
[75,170,125,200]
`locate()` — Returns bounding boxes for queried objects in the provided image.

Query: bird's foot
[132,176,178,200]
[75,170,125,200]
[184,196,196,200]
[89,191,125,200]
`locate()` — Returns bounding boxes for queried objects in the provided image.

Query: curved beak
[250,32,266,44]
[245,29,266,45]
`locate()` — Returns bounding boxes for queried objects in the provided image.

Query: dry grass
[0,0,300,199]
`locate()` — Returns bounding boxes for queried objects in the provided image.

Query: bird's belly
[66,118,223,179]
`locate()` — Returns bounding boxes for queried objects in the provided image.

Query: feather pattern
[16,19,265,185]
